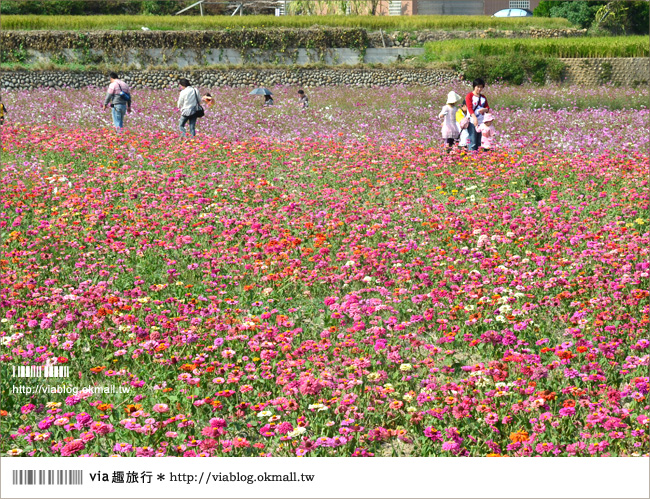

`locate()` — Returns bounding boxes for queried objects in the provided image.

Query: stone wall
[559,58,649,86]
[2,58,647,90]
[0,68,463,90]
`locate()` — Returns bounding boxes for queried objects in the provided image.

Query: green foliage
[1,28,369,52]
[423,36,649,62]
[1,14,572,31]
[623,1,650,35]
[533,1,554,17]
[592,1,650,35]
[460,54,565,86]
[549,1,606,29]
[0,43,28,64]
[535,0,648,34]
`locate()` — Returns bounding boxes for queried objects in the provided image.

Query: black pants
[446,138,455,148]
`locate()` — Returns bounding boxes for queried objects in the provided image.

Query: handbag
[117,83,131,103]
[192,89,205,118]
[459,116,470,129]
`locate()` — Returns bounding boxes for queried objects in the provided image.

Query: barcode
[12,366,70,378]
[12,470,83,485]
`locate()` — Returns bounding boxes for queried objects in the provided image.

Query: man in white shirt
[177,78,199,137]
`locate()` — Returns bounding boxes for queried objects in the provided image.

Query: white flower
[399,363,413,372]
[7,448,23,456]
[257,410,272,418]
[498,304,512,314]
[287,427,307,438]
[362,276,372,283]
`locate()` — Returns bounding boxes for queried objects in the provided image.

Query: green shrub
[460,54,566,86]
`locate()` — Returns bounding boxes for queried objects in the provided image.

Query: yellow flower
[635,218,645,225]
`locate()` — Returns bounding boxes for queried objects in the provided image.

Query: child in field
[456,102,470,149]
[0,96,6,125]
[202,93,214,108]
[298,89,309,109]
[477,113,496,152]
[439,91,461,152]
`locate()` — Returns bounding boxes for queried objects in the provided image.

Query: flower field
[3,85,649,154]
[1,84,648,458]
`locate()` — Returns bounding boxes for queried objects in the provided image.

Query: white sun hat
[446,91,462,104]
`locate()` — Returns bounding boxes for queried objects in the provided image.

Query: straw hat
[446,91,462,105]
[483,113,495,122]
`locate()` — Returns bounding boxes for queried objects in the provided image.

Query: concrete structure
[13,47,425,68]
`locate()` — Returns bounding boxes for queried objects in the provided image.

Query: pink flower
[442,441,459,452]
[61,439,85,456]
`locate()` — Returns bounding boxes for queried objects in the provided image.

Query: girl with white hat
[438,91,462,152]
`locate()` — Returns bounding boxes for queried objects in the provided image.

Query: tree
[619,0,650,34]
[549,1,606,29]
[594,1,629,34]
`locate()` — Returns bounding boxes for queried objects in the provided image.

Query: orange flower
[539,390,557,401]
[124,404,142,415]
[97,403,113,412]
[509,430,529,443]
[90,366,106,374]
[180,363,196,372]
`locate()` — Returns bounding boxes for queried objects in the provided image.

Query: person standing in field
[456,101,470,150]
[439,91,461,152]
[103,72,132,133]
[465,78,490,151]
[298,89,309,109]
[177,78,200,137]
